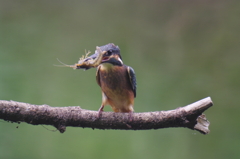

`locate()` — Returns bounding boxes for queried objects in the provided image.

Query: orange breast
[98,64,134,112]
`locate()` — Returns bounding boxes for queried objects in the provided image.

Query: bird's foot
[128,111,133,122]
[96,105,104,119]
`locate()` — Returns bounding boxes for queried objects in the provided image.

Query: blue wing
[127,66,137,98]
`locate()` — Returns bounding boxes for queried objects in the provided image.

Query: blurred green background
[0,1,239,159]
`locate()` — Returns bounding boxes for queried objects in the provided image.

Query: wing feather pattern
[127,66,137,97]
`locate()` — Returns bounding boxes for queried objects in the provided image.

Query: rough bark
[0,97,213,134]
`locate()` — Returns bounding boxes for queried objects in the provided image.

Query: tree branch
[0,97,213,134]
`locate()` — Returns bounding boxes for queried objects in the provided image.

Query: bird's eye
[106,50,113,56]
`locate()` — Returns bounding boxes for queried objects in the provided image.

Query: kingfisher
[82,43,137,118]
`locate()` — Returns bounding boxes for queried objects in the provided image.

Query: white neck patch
[118,57,123,65]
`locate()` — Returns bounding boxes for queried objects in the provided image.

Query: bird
[87,43,137,119]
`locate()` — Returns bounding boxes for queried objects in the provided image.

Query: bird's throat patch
[100,63,114,71]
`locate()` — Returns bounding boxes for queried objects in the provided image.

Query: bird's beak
[101,54,113,62]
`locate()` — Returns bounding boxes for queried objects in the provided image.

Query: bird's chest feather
[99,64,131,98]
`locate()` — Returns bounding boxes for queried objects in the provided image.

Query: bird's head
[88,43,123,66]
